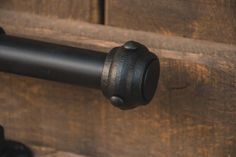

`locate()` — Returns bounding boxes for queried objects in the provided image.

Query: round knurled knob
[101,41,160,110]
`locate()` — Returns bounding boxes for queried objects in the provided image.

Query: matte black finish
[0,35,106,89]
[0,125,33,157]
[0,27,160,110]
[101,41,160,109]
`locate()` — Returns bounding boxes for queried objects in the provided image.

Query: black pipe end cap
[101,41,160,110]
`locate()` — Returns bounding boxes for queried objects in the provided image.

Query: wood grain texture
[0,10,236,157]
[31,145,89,157]
[106,0,236,44]
[0,0,102,23]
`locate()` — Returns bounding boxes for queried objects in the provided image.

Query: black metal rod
[0,35,106,88]
[0,27,160,110]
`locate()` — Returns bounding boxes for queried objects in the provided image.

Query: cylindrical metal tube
[0,35,106,88]
[0,27,160,110]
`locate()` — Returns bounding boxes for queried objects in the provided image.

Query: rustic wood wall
[106,0,236,44]
[0,0,102,23]
[0,1,236,157]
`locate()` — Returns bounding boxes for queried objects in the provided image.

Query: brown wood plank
[0,10,236,157]
[106,0,236,44]
[31,145,89,157]
[0,0,102,23]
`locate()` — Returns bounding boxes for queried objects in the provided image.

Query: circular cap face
[142,59,160,102]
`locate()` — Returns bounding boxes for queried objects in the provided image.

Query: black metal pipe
[0,27,160,110]
[0,35,106,89]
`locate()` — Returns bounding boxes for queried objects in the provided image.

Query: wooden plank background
[2,0,236,44]
[0,10,236,157]
[106,0,236,44]
[32,145,88,157]
[0,0,102,23]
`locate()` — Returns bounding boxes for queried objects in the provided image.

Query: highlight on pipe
[0,27,160,110]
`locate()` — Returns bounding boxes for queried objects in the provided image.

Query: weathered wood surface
[0,0,102,23]
[106,0,236,44]
[31,145,88,157]
[0,10,236,157]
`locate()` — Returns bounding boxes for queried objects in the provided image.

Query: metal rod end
[101,41,160,110]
